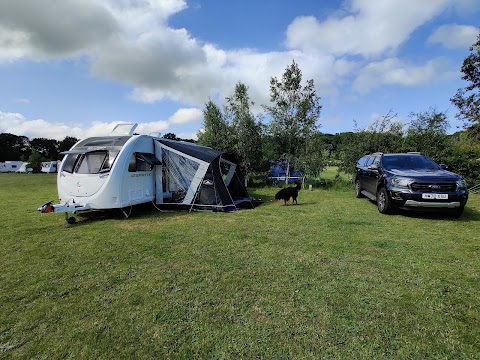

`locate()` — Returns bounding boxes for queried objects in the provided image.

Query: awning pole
[189,175,204,213]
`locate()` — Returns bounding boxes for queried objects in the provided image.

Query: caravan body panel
[58,135,159,210]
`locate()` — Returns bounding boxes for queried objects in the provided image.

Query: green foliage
[27,149,44,173]
[263,61,322,175]
[225,82,264,180]
[30,137,59,160]
[337,112,404,174]
[336,109,457,176]
[197,100,234,153]
[443,131,480,185]
[304,166,352,191]
[405,107,449,163]
[451,31,480,127]
[304,132,325,178]
[163,132,179,140]
[0,134,79,162]
[0,133,30,161]
[58,136,79,153]
[162,133,195,143]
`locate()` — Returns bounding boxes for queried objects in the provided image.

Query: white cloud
[0,0,119,59]
[135,121,170,135]
[0,26,30,61]
[352,57,457,94]
[0,111,84,139]
[0,0,344,108]
[176,131,199,141]
[428,24,478,49]
[0,108,202,140]
[0,111,26,127]
[169,108,202,124]
[285,0,453,57]
[13,98,30,104]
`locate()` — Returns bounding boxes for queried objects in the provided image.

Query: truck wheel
[452,205,465,218]
[355,179,364,198]
[377,187,394,214]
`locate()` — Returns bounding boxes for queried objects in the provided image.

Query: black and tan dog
[275,182,301,205]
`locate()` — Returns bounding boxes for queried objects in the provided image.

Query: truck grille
[410,182,456,192]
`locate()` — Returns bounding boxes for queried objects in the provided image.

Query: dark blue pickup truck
[354,152,468,216]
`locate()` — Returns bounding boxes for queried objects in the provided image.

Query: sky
[0,0,478,141]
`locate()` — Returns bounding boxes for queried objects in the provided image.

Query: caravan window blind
[75,150,119,174]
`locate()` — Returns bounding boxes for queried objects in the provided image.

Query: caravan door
[123,152,160,206]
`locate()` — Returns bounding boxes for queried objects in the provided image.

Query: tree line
[0,133,79,169]
[197,32,480,186]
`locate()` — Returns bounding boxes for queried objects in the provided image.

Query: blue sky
[0,0,478,141]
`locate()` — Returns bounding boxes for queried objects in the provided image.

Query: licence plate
[422,193,448,200]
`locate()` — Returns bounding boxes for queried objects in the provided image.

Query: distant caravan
[41,161,58,173]
[38,123,254,223]
[0,161,24,172]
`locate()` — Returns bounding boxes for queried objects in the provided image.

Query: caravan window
[62,154,79,173]
[128,153,161,172]
[75,150,119,174]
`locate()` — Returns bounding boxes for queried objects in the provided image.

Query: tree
[163,133,179,141]
[197,100,234,152]
[0,133,30,161]
[305,133,327,178]
[443,131,480,185]
[27,149,43,173]
[225,82,263,184]
[338,112,404,174]
[405,108,449,162]
[162,133,195,143]
[30,138,59,160]
[451,31,480,131]
[263,61,322,177]
[58,136,79,154]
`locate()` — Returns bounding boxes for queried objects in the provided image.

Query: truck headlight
[391,178,412,188]
[456,179,467,189]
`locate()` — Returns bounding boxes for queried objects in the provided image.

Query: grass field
[1,173,479,358]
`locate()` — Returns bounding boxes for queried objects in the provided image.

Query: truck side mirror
[440,164,448,170]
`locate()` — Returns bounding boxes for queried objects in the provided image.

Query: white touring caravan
[15,162,32,173]
[0,161,24,173]
[41,161,58,173]
[39,123,254,223]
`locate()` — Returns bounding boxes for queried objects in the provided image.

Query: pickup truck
[354,152,468,216]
